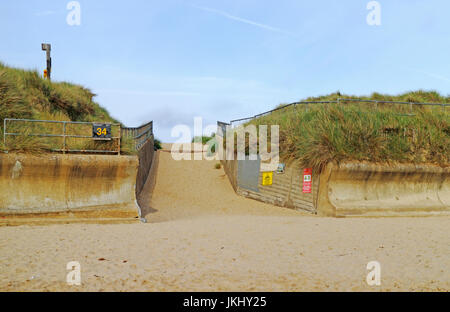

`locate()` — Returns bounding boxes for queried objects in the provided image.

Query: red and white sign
[302,168,312,193]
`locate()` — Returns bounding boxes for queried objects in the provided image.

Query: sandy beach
[0,147,449,291]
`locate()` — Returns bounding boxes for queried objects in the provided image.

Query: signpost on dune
[41,43,51,80]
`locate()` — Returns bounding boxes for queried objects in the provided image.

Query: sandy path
[0,146,449,291]
[141,144,305,222]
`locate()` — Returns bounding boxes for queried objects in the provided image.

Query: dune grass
[154,138,162,150]
[0,62,138,154]
[192,135,215,145]
[246,91,449,172]
[192,135,217,155]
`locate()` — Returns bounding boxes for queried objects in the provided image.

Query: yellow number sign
[93,124,111,138]
[96,128,107,136]
[262,172,273,186]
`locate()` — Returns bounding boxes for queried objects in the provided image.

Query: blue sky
[1,0,450,141]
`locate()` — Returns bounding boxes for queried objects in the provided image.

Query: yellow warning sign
[262,172,273,186]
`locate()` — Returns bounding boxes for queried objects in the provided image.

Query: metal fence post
[62,122,66,154]
[3,119,6,149]
[118,124,121,155]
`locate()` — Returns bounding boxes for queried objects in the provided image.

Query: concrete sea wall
[317,162,450,217]
[223,158,450,217]
[0,153,140,225]
[217,121,449,217]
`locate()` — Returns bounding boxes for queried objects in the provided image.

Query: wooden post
[41,43,52,80]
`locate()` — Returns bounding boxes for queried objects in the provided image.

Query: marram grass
[0,62,138,154]
[247,93,449,172]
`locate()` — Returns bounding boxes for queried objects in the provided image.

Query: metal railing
[121,121,153,151]
[229,97,449,126]
[3,119,155,154]
[3,118,122,154]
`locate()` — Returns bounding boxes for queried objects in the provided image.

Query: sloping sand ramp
[139,144,305,222]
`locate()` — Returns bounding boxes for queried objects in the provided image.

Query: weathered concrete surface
[0,153,140,225]
[317,162,450,217]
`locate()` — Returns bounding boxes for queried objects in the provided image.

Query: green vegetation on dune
[247,91,449,172]
[192,135,215,145]
[0,62,118,123]
[0,62,137,154]
[153,138,162,150]
[192,135,217,155]
[302,90,450,104]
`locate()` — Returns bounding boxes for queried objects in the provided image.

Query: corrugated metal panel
[237,157,261,192]
[256,164,317,213]
[224,156,318,214]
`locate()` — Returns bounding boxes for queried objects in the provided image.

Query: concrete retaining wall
[220,122,450,217]
[221,154,449,217]
[0,153,140,224]
[317,162,450,217]
[0,129,156,225]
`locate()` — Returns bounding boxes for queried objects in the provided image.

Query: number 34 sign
[92,124,112,139]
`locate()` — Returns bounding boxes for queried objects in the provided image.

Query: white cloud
[192,5,297,38]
